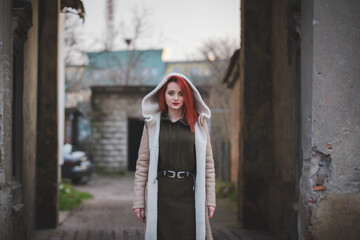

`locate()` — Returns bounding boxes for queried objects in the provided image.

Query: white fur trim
[195,122,207,240]
[145,113,161,240]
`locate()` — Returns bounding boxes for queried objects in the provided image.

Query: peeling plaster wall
[299,0,360,239]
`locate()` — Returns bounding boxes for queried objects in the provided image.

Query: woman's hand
[207,206,215,219]
[133,208,146,222]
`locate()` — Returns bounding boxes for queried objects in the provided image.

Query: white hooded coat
[133,73,216,240]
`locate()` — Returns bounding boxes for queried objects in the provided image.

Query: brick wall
[91,86,150,173]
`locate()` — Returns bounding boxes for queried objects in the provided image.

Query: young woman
[133,73,216,240]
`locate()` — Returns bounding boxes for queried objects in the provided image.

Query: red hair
[158,76,199,133]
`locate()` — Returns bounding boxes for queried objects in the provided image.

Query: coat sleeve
[204,121,216,208]
[133,123,150,209]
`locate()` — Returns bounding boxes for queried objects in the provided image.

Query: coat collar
[161,112,189,126]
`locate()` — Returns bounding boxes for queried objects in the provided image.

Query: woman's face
[165,82,184,112]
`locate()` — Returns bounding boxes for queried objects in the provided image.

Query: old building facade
[90,86,210,173]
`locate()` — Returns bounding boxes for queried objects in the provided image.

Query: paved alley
[35,174,274,240]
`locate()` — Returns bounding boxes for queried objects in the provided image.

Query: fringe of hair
[158,76,199,132]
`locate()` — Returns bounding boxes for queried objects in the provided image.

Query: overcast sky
[78,0,240,61]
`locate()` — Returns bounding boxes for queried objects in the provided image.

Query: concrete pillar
[299,0,360,239]
[35,0,60,229]
[239,0,273,230]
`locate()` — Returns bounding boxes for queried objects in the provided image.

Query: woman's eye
[168,91,174,95]
[179,92,183,97]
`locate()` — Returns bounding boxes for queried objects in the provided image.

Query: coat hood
[142,73,211,125]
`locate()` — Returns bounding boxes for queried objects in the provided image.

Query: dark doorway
[64,107,82,150]
[128,118,144,171]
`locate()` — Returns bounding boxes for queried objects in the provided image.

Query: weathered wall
[238,0,301,237]
[23,0,38,238]
[272,0,299,185]
[91,87,149,173]
[299,0,360,239]
[0,1,14,239]
[268,0,300,239]
[298,0,314,237]
[0,0,39,239]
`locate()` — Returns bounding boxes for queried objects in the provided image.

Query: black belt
[156,170,196,191]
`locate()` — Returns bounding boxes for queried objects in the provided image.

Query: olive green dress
[157,114,196,240]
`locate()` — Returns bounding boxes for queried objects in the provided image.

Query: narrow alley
[34,175,274,240]
[2,1,359,239]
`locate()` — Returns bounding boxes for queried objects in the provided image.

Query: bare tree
[199,38,237,81]
[117,7,151,85]
[199,38,238,181]
[88,6,164,85]
[62,12,89,95]
[62,3,87,65]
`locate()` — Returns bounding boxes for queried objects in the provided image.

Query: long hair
[158,76,199,133]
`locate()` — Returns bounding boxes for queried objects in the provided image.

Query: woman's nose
[174,94,178,99]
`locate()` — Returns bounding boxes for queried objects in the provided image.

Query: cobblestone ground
[35,174,274,240]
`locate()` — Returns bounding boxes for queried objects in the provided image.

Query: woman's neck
[168,109,183,122]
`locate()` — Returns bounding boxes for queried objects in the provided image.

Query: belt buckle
[177,171,186,179]
[167,170,176,178]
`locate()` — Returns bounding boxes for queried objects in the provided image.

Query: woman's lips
[172,102,179,106]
